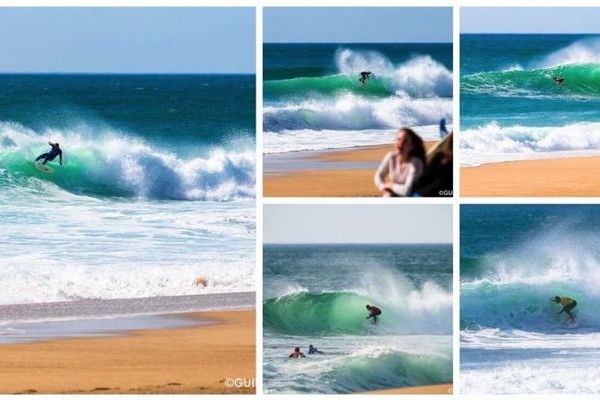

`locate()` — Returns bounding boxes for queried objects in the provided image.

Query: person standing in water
[35,142,63,165]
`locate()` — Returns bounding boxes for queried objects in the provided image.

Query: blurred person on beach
[374,128,425,197]
[289,347,306,358]
[439,118,449,138]
[413,132,453,197]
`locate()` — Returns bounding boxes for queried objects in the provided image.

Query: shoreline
[363,383,452,395]
[0,309,255,394]
[461,155,600,197]
[264,142,437,197]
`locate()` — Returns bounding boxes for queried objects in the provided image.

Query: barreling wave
[462,63,600,98]
[0,122,255,201]
[264,49,452,101]
[461,227,600,332]
[264,285,452,336]
[461,121,600,166]
[264,93,452,132]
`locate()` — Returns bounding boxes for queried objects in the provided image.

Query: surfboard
[30,161,54,174]
[566,318,579,329]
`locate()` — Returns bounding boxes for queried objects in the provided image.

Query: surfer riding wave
[35,142,63,165]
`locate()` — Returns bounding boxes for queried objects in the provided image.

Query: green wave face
[264,74,393,99]
[461,281,597,331]
[0,146,122,197]
[325,349,452,392]
[264,292,374,336]
[462,64,600,97]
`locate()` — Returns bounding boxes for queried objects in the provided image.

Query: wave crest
[0,122,255,201]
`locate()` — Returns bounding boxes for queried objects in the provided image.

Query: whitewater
[264,45,453,154]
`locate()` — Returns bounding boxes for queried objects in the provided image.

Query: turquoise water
[263,244,452,393]
[461,35,600,165]
[461,205,600,394]
[0,74,256,311]
[263,43,453,153]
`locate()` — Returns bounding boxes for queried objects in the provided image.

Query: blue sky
[0,8,255,73]
[264,205,453,244]
[462,8,600,34]
[264,7,452,43]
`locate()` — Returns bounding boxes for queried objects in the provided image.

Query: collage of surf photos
[1,3,600,398]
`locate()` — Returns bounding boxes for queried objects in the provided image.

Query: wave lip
[0,122,255,201]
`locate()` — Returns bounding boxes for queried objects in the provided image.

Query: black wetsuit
[359,71,372,84]
[36,146,62,165]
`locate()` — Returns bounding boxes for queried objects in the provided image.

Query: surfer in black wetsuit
[359,71,372,85]
[366,304,382,323]
[308,344,324,355]
[35,142,63,165]
[553,76,564,86]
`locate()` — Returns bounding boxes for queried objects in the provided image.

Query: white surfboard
[31,161,54,174]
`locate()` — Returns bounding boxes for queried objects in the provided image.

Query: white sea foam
[336,49,453,98]
[534,37,600,68]
[460,121,600,166]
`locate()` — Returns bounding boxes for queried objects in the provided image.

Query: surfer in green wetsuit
[35,142,63,165]
[553,296,577,322]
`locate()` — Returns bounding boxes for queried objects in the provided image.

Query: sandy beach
[461,156,600,197]
[365,383,453,394]
[264,142,438,197]
[0,309,255,394]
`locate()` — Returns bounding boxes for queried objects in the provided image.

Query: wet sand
[0,309,255,394]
